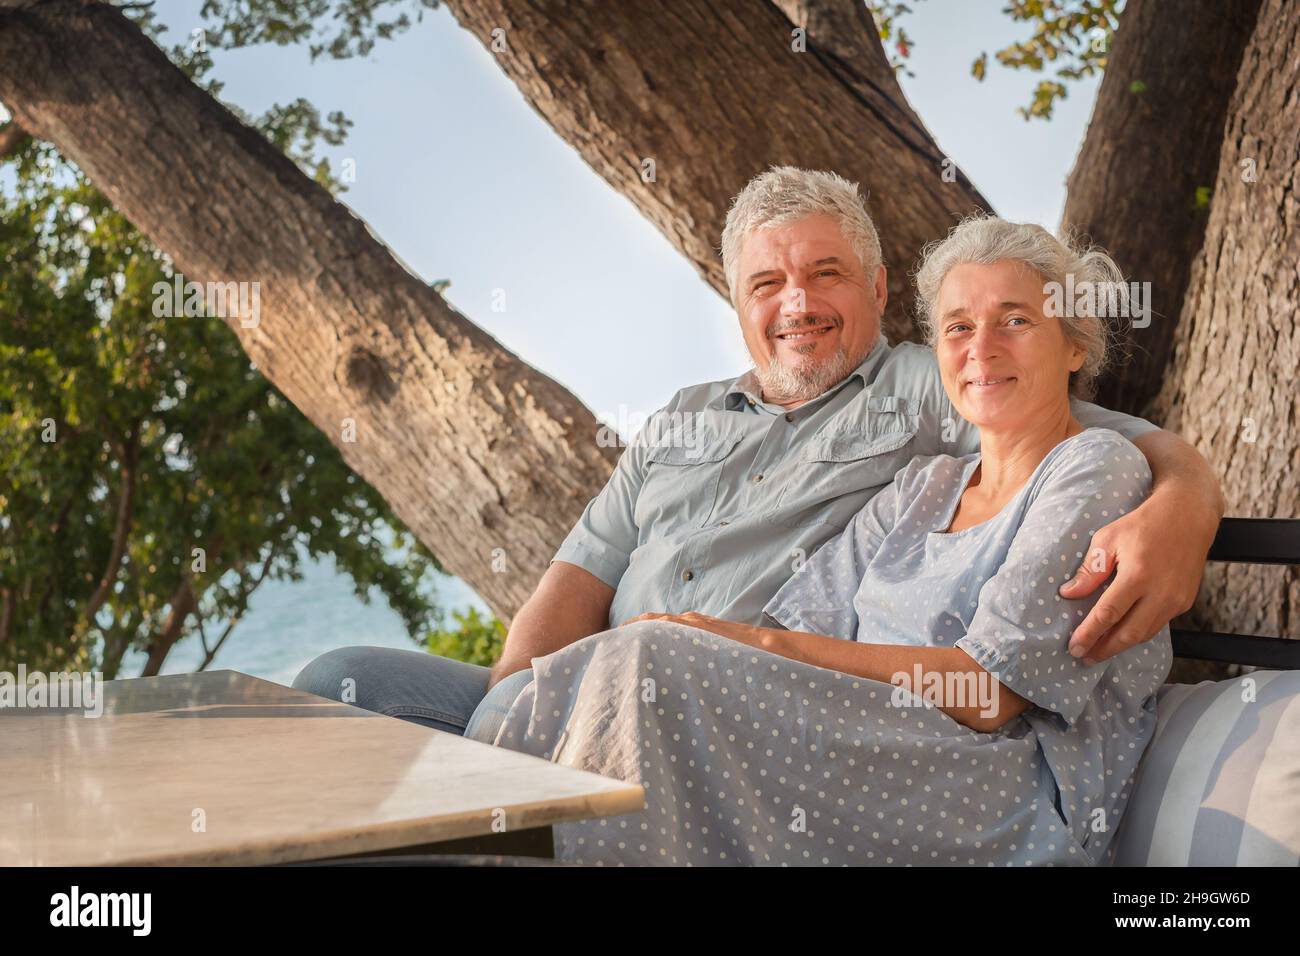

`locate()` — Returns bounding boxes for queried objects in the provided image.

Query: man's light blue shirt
[552,337,1158,629]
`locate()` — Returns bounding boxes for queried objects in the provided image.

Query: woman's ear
[1066,320,1093,373]
[1068,341,1087,373]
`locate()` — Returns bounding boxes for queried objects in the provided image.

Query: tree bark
[1153,0,1300,643]
[1061,0,1263,415]
[0,0,622,622]
[0,118,28,158]
[441,0,992,342]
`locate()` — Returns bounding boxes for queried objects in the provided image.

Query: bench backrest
[1171,518,1300,668]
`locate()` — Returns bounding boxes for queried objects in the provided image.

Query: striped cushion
[1108,670,1300,866]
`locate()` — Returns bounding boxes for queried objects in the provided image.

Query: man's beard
[755,330,861,404]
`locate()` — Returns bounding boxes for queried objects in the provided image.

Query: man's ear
[873,265,889,311]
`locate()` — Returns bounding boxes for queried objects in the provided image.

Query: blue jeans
[291,646,535,744]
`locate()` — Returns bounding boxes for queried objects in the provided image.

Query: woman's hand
[620,611,776,651]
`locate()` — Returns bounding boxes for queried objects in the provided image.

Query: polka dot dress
[493,429,1172,866]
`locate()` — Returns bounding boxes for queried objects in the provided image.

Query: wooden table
[0,670,644,866]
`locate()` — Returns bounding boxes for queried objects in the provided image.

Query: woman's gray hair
[720,166,883,305]
[912,214,1126,398]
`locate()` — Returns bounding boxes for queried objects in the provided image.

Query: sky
[135,0,1104,427]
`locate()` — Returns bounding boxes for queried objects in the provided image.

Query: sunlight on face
[934,260,1085,432]
[734,214,885,403]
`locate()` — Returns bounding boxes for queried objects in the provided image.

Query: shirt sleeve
[762,473,903,640]
[550,413,659,589]
[1070,398,1159,442]
[954,432,1154,728]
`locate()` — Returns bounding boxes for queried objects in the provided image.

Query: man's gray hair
[720,166,884,305]
[913,214,1124,398]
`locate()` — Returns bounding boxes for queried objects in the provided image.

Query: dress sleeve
[954,432,1153,728]
[762,472,903,640]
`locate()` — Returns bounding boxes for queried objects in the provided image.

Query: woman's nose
[966,324,1001,359]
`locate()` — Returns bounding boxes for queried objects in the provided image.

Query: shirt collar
[722,336,893,412]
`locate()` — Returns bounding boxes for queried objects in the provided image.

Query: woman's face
[934,260,1085,433]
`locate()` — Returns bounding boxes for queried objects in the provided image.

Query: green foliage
[424,606,505,668]
[867,2,918,77]
[973,0,1125,120]
[873,0,1126,120]
[0,9,453,675]
[196,0,442,60]
[0,137,451,674]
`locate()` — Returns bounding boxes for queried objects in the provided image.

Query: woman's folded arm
[624,610,1029,733]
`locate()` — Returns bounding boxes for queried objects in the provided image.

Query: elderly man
[294,167,1223,743]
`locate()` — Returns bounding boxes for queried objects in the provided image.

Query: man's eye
[1007,315,1029,326]
[945,324,971,335]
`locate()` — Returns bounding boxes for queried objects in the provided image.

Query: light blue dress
[493,428,1172,865]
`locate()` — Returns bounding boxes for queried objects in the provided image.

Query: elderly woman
[490,216,1172,866]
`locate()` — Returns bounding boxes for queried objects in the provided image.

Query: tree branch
[197,545,276,671]
[80,421,139,636]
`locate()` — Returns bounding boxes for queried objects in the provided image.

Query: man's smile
[773,322,836,342]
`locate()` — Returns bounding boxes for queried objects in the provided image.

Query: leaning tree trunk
[1153,0,1300,644]
[441,0,993,342]
[0,0,621,623]
[1061,0,1263,416]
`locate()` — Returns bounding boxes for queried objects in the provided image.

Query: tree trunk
[441,0,992,342]
[1153,0,1300,643]
[1062,0,1264,416]
[0,0,622,622]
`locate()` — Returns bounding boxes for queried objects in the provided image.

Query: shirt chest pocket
[635,433,744,534]
[766,395,921,530]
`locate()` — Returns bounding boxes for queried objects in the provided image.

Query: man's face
[735,214,886,405]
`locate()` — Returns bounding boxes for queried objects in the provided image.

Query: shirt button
[682,569,695,582]
[752,473,764,482]
[718,520,729,526]
[785,413,794,422]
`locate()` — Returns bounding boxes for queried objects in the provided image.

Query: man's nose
[778,285,809,317]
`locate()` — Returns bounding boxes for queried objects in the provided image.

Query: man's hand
[1059,491,1215,664]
